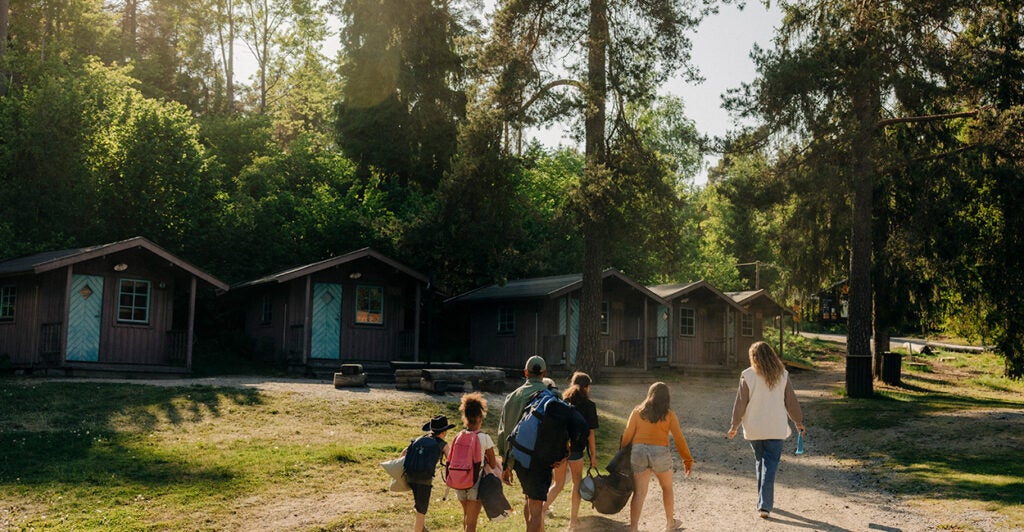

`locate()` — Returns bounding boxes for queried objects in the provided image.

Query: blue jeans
[750,440,784,512]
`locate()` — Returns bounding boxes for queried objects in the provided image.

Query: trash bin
[881,351,902,385]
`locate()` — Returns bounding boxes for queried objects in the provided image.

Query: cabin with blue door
[0,237,228,374]
[232,248,429,376]
[446,269,668,371]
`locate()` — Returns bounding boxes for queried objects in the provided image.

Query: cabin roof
[234,247,428,289]
[648,280,747,312]
[725,289,793,315]
[0,236,229,291]
[447,269,667,305]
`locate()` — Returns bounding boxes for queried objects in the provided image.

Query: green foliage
[0,56,216,256]
[335,0,471,190]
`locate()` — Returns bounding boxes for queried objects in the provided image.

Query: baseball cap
[525,355,546,375]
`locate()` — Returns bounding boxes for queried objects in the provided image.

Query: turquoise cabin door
[558,297,581,365]
[67,274,104,362]
[311,283,341,359]
[656,305,669,362]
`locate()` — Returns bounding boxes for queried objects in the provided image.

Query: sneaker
[758,510,770,519]
[666,518,683,530]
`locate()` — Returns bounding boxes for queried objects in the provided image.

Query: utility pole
[736,261,762,290]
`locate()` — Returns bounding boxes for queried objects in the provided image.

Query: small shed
[232,248,428,375]
[726,289,793,361]
[0,237,228,374]
[647,280,748,369]
[446,269,668,370]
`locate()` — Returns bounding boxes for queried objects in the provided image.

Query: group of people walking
[398,340,805,531]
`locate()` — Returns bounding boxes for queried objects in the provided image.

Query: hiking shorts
[630,443,673,474]
[410,482,433,514]
[455,483,480,502]
[514,462,553,501]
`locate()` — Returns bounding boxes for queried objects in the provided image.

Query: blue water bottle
[795,430,805,455]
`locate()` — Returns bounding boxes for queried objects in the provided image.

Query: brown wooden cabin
[0,237,228,375]
[446,269,669,371]
[232,248,428,375]
[647,280,749,371]
[725,289,793,361]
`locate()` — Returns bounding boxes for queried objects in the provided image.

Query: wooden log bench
[414,368,508,394]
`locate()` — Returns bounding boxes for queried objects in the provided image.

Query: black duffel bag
[590,470,633,515]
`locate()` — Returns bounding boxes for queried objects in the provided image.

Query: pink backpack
[445,429,482,489]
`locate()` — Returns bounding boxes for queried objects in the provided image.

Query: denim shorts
[630,443,673,473]
[455,483,480,501]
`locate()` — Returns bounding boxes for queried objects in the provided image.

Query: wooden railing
[166,330,188,365]
[39,322,62,364]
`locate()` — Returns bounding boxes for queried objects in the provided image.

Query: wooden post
[186,276,197,370]
[642,299,648,372]
[60,267,72,364]
[303,276,311,365]
[413,282,421,362]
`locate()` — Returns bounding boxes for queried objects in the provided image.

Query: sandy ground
[55,360,1015,532]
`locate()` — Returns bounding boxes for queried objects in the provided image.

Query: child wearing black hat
[402,414,455,531]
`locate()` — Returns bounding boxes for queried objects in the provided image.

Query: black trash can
[881,351,903,385]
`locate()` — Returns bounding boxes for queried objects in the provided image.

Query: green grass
[3,347,1023,530]
[810,348,1024,528]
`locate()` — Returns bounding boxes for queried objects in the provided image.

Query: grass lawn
[817,347,1024,530]
[2,343,1023,530]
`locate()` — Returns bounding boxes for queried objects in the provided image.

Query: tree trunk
[0,0,7,58]
[227,0,235,111]
[574,0,608,376]
[846,73,878,398]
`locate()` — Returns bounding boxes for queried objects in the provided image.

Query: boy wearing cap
[402,414,455,532]
[497,355,560,532]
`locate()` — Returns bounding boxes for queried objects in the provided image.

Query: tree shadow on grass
[0,380,262,494]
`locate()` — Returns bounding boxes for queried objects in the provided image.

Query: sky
[527,2,784,185]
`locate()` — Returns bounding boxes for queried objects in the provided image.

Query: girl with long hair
[543,372,598,529]
[621,382,693,531]
[452,392,500,531]
[727,341,806,519]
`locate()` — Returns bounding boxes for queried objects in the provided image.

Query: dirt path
[581,361,932,532]
[58,363,995,531]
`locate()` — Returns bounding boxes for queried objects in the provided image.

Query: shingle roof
[0,237,228,291]
[233,247,428,289]
[448,269,667,305]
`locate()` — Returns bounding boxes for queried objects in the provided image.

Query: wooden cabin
[726,289,793,361]
[0,237,228,374]
[446,269,669,370]
[647,280,748,370]
[233,248,428,375]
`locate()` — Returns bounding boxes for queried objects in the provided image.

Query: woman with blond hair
[621,381,693,531]
[727,341,806,519]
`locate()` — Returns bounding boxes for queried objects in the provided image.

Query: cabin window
[117,279,151,324]
[497,307,515,334]
[259,294,273,324]
[0,285,16,321]
[741,313,754,337]
[600,301,609,334]
[679,307,695,336]
[355,285,384,324]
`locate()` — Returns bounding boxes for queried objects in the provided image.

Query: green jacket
[497,377,558,464]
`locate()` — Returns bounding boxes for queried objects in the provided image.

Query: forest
[0,0,1021,381]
